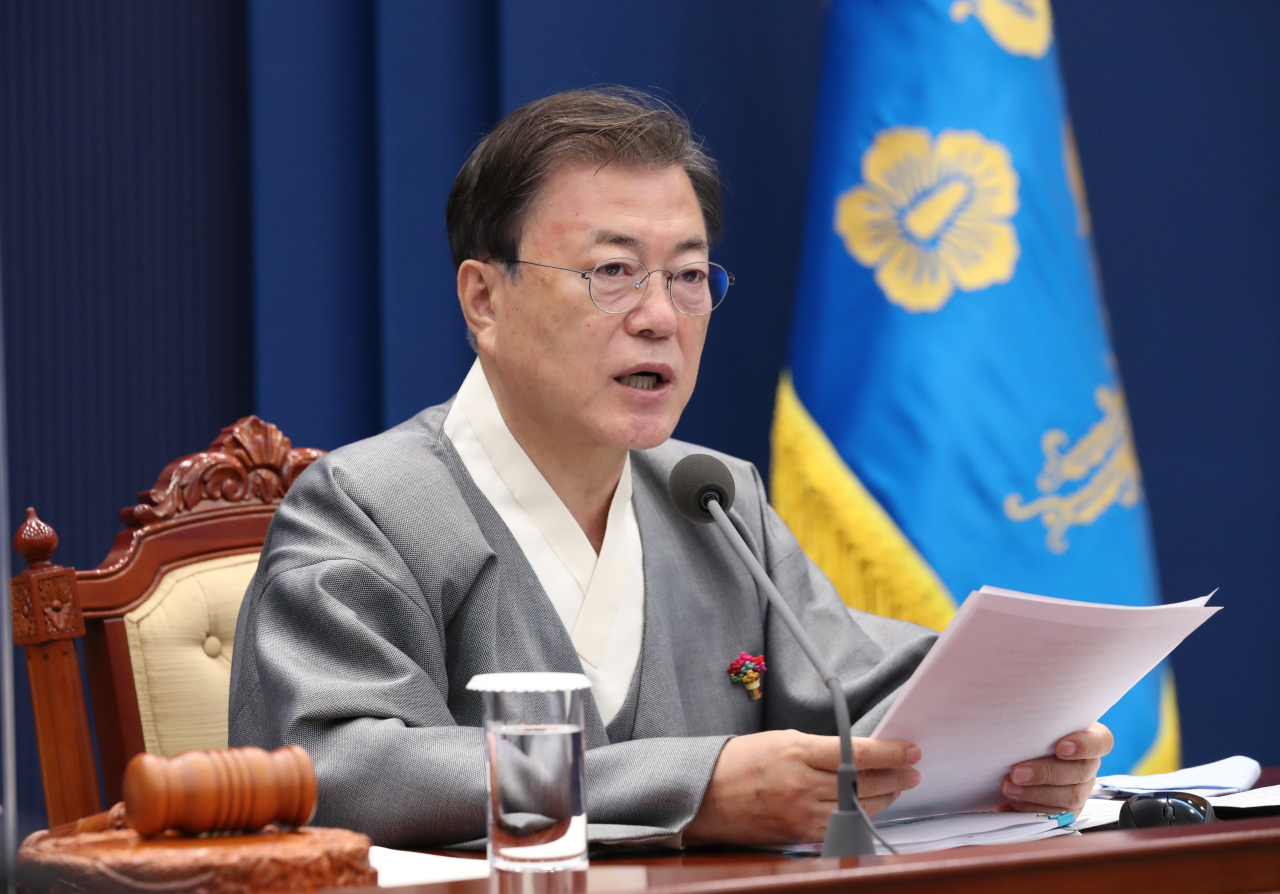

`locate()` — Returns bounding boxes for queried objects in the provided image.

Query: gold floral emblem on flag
[835,127,1020,313]
[1004,385,1142,553]
[950,0,1054,59]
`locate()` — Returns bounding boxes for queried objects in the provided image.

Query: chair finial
[14,508,58,569]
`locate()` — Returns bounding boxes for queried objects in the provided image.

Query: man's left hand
[1000,722,1114,815]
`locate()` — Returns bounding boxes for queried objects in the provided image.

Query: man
[229,88,1111,848]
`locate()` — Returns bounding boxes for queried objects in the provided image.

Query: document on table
[872,811,1077,853]
[764,811,1077,855]
[1074,798,1126,829]
[1095,755,1261,797]
[1074,784,1280,830]
[1210,785,1280,814]
[872,586,1219,823]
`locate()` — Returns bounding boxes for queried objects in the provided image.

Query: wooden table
[356,770,1280,894]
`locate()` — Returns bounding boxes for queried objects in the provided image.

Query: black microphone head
[668,454,736,523]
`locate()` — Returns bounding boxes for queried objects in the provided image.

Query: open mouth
[615,372,664,391]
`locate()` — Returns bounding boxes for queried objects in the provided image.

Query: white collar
[443,360,641,676]
[452,360,632,597]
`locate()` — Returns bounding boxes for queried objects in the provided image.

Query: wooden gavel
[54,745,318,839]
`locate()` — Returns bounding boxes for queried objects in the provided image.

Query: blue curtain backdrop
[2,0,254,838]
[2,0,1277,840]
[249,0,826,470]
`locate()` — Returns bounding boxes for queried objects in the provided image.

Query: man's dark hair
[446,87,723,273]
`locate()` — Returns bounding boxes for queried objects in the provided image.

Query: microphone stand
[705,498,880,857]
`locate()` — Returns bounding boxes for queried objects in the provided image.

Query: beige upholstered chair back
[122,552,261,756]
[11,415,325,822]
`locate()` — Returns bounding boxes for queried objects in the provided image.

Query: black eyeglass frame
[495,257,735,316]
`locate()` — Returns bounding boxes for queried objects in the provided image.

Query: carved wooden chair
[9,416,323,827]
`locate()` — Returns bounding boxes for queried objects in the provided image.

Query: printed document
[872,586,1218,823]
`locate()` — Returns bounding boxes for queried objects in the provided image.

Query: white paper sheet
[1073,798,1125,829]
[1095,755,1261,797]
[1210,784,1280,809]
[872,586,1219,822]
[368,846,491,887]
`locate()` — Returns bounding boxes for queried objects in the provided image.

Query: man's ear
[457,259,503,355]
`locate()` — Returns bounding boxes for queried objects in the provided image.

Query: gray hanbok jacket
[228,401,936,848]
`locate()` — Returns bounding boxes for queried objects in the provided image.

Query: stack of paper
[1093,756,1261,798]
[873,811,1076,854]
[768,811,1077,856]
[1073,798,1127,829]
[872,586,1219,823]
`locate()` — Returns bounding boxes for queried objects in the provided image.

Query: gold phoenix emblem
[1004,385,1142,553]
[835,127,1020,313]
[951,0,1054,59]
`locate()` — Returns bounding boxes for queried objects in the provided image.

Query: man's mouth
[616,372,664,391]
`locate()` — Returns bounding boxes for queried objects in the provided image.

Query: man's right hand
[683,730,922,846]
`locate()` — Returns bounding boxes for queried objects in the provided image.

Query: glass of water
[467,672,591,872]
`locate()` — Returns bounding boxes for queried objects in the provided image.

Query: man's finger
[856,767,921,800]
[1055,722,1114,760]
[850,738,922,770]
[797,735,844,772]
[858,792,900,818]
[1008,756,1100,787]
[1002,780,1095,811]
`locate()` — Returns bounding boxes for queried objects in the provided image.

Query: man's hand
[684,730,921,846]
[1000,722,1114,815]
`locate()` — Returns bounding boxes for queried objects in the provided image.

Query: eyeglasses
[497,257,735,316]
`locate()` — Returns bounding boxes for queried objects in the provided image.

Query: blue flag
[771,0,1174,774]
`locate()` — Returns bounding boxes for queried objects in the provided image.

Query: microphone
[669,453,885,858]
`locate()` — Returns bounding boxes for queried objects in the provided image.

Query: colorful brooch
[727,652,766,701]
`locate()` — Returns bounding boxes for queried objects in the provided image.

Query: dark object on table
[1120,791,1216,828]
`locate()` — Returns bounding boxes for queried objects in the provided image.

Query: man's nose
[625,274,679,337]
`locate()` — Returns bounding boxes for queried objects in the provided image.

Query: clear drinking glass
[467,672,591,873]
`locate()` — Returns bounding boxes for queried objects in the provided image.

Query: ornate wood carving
[39,576,79,634]
[11,508,102,824]
[12,578,35,641]
[17,826,376,893]
[14,506,58,566]
[10,417,322,830]
[12,509,85,646]
[120,416,325,528]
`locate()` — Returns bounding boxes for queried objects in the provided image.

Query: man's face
[481,162,710,453]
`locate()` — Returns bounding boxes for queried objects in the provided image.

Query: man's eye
[596,261,636,279]
[678,269,706,285]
